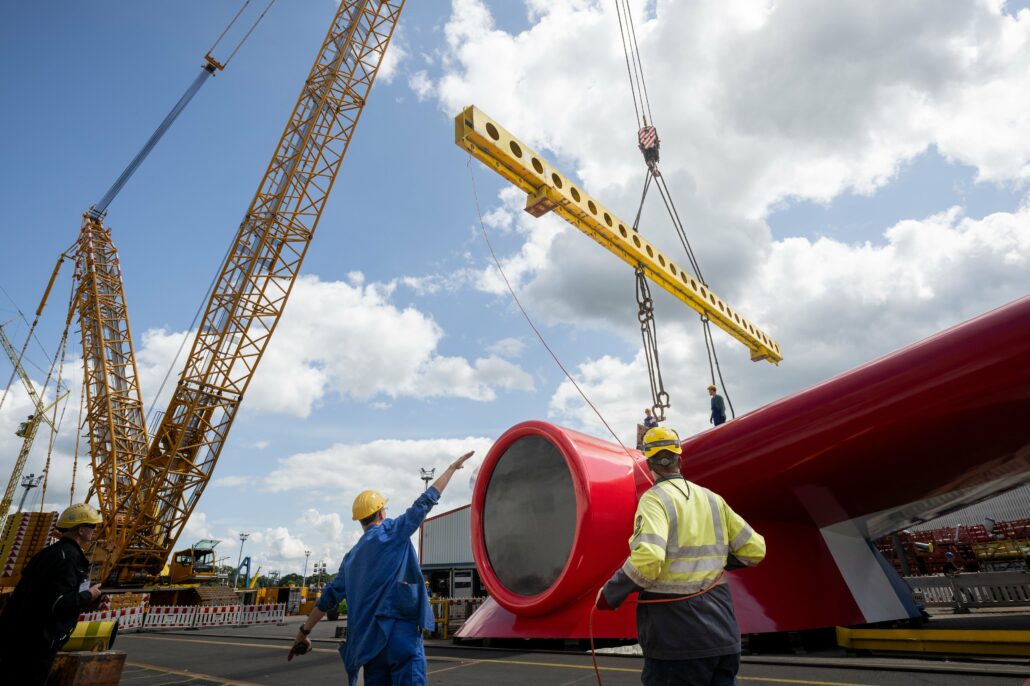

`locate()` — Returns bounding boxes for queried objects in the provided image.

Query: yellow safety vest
[622,477,765,594]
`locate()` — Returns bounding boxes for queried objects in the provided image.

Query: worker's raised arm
[430,451,475,495]
[392,451,475,539]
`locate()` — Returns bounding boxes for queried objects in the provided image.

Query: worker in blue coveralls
[288,450,474,685]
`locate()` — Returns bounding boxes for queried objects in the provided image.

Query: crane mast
[77,219,153,575]
[83,0,405,583]
[0,323,62,529]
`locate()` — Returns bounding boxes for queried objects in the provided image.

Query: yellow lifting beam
[454,105,782,364]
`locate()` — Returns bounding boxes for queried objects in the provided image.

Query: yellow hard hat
[57,503,102,530]
[352,490,388,521]
[641,426,682,459]
[707,384,717,391]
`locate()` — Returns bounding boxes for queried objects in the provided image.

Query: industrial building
[418,505,483,599]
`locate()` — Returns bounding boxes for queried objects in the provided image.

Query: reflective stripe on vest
[730,523,754,551]
[636,480,731,588]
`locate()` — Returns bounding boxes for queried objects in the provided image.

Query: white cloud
[377,27,408,84]
[117,274,534,420]
[211,475,254,489]
[487,337,526,358]
[548,201,1030,438]
[245,274,535,413]
[181,511,215,542]
[414,0,1030,438]
[230,436,495,571]
[262,435,493,496]
[0,375,90,516]
[407,70,433,100]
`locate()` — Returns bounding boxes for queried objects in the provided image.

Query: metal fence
[906,571,1030,611]
[429,597,487,639]
[78,603,286,631]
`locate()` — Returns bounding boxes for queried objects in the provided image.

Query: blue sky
[2,0,1029,575]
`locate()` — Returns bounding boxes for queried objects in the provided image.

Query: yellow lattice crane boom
[75,0,406,584]
[455,105,782,364]
[76,218,153,577]
[0,323,66,529]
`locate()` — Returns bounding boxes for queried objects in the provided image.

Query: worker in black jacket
[0,503,103,685]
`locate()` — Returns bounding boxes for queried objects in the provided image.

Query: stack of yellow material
[0,511,58,586]
[972,539,1030,560]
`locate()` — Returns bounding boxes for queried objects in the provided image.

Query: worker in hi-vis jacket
[597,426,766,685]
[288,450,474,685]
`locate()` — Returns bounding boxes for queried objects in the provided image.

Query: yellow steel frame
[75,0,406,583]
[836,626,1030,658]
[0,323,66,530]
[455,105,782,364]
[76,216,152,575]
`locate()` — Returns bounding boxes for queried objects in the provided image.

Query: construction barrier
[430,597,487,639]
[79,605,146,631]
[194,605,241,627]
[76,602,288,633]
[143,605,199,629]
[238,603,286,626]
[906,571,1030,611]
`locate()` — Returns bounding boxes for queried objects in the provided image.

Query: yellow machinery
[167,539,223,584]
[69,0,406,584]
[454,105,782,365]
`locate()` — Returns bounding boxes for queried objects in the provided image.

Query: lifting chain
[635,267,670,421]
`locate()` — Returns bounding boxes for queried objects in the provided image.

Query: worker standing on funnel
[708,384,727,426]
[597,427,765,685]
[289,450,475,685]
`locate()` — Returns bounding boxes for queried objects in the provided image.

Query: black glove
[724,554,747,571]
[595,587,613,611]
[287,640,309,661]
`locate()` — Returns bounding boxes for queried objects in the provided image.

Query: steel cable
[467,158,654,486]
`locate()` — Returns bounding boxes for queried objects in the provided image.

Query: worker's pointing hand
[287,637,311,662]
[88,584,102,601]
[451,451,475,470]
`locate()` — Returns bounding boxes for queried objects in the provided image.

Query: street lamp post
[16,473,44,512]
[216,556,230,585]
[233,532,250,589]
[302,550,311,589]
[419,468,435,491]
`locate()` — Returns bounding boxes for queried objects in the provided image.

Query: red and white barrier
[238,603,286,625]
[76,601,289,632]
[78,605,146,631]
[194,604,241,627]
[144,605,198,629]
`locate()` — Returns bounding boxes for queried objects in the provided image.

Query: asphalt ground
[110,618,1030,686]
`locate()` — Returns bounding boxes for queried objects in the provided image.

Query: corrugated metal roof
[912,484,1030,531]
[421,505,473,566]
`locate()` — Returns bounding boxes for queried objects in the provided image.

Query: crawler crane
[73,0,405,584]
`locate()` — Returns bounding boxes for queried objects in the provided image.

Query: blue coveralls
[317,488,438,686]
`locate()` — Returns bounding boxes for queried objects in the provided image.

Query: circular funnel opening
[482,435,576,596]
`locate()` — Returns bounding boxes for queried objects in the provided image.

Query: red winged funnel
[458,295,1030,639]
